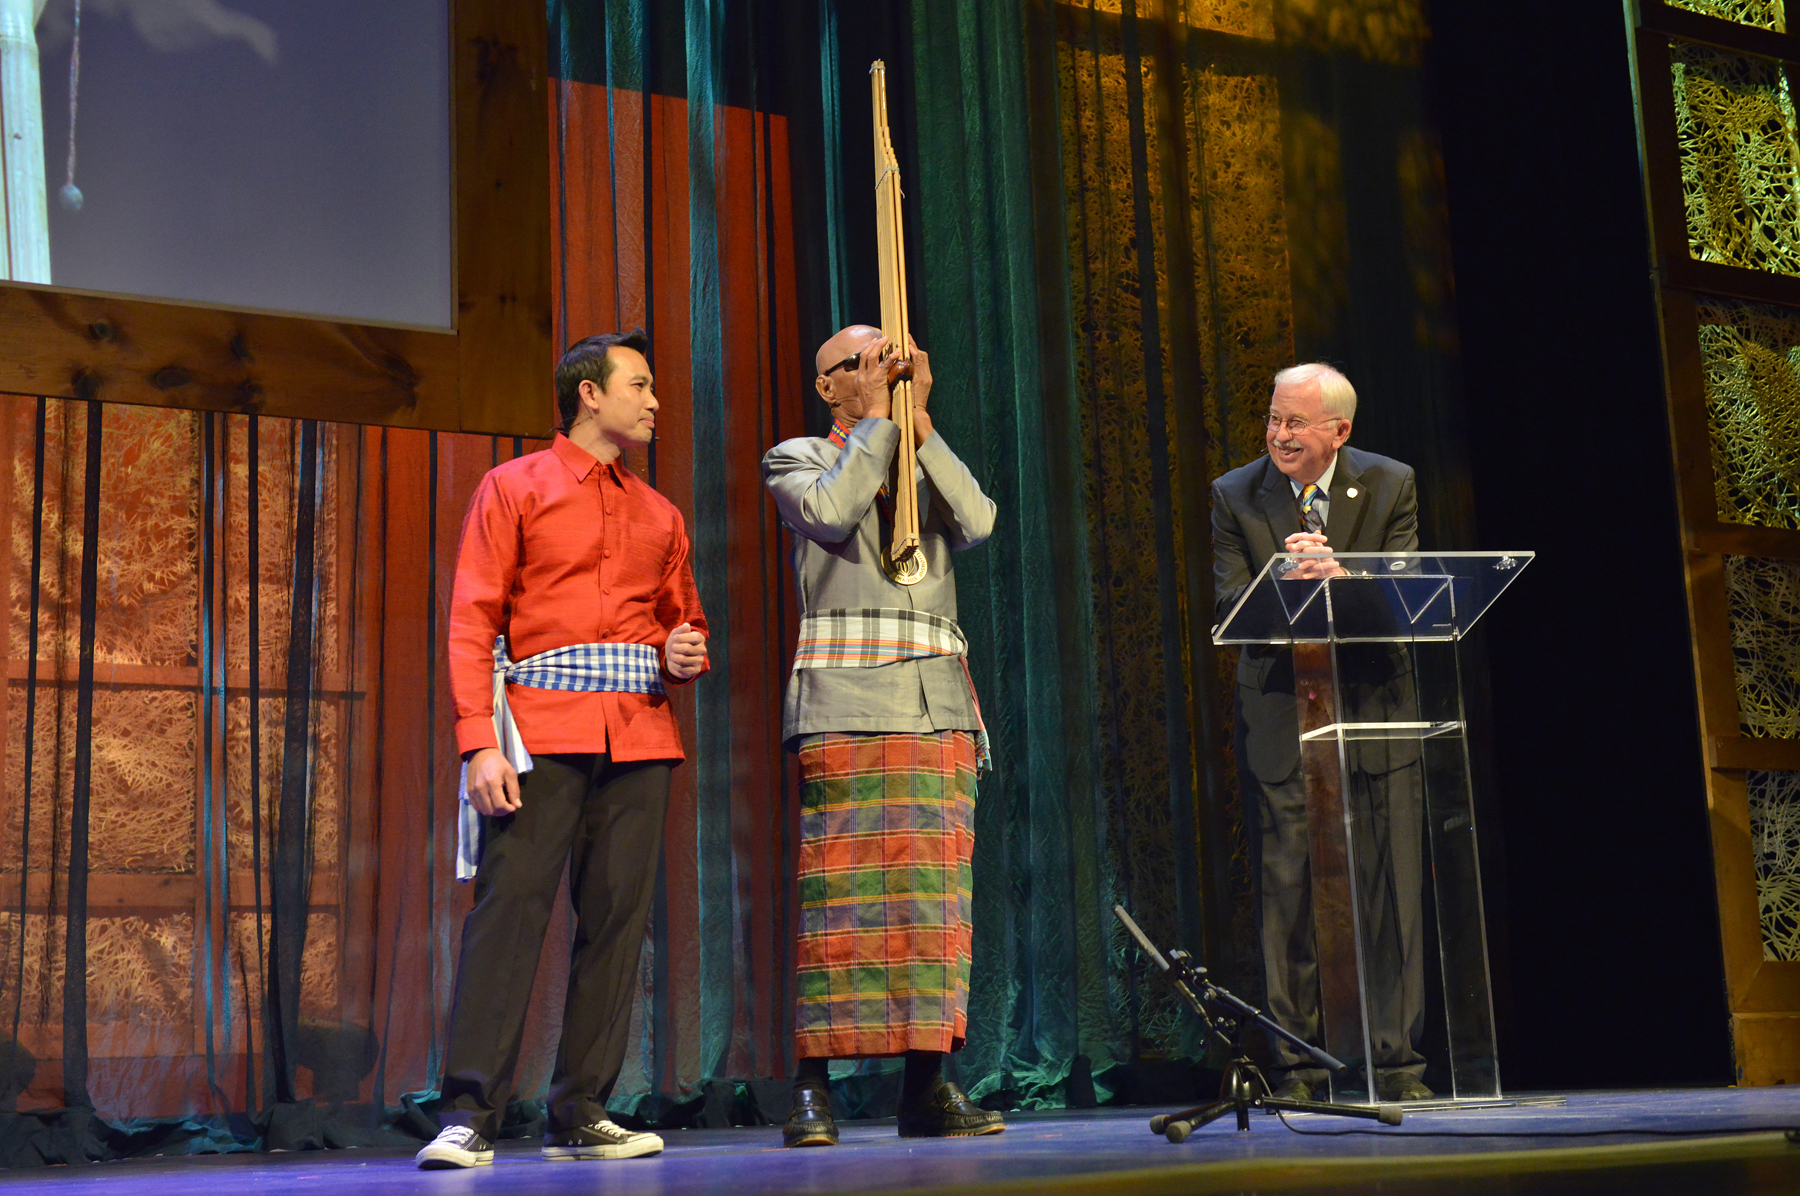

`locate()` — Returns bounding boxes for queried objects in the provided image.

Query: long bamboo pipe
[871,60,923,586]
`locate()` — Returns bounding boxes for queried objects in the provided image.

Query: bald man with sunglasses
[762,325,1003,1147]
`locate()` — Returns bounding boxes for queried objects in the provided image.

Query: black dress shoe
[896,1081,1005,1138]
[783,1085,838,1147]
[1267,1076,1315,1103]
[1378,1073,1435,1102]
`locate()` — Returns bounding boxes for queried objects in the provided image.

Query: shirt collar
[1289,451,1339,499]
[552,433,626,487]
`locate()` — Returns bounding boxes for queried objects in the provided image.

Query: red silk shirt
[448,434,708,761]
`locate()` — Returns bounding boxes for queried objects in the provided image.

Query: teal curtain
[909,0,1129,1104]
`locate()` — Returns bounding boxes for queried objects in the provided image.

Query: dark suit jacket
[1211,446,1420,785]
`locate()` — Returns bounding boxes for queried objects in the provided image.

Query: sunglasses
[822,354,862,377]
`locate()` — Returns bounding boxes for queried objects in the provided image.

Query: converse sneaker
[542,1118,664,1160]
[415,1125,494,1169]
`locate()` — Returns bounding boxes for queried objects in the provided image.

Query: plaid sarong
[793,608,991,771]
[792,608,967,668]
[456,636,666,880]
[795,730,978,1058]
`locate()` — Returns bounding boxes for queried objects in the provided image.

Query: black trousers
[1244,751,1427,1087]
[439,753,670,1138]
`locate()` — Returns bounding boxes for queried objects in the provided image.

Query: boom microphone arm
[1112,904,1347,1075]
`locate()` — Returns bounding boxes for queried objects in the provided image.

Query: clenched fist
[665,622,708,680]
[464,747,521,816]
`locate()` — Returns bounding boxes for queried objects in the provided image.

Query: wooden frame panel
[1641,1,1800,61]
[0,1,550,438]
[1630,0,1800,1083]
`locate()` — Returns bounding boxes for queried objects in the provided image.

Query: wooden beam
[1639,1,1800,65]
[1655,293,1725,541]
[1665,257,1800,310]
[0,289,459,428]
[1683,554,1746,740]
[452,0,554,436]
[1689,524,1800,561]
[2,659,359,696]
[1629,34,1699,290]
[1733,1012,1800,1083]
[18,871,343,910]
[1742,960,1800,1013]
[1701,768,1770,1012]
[1708,736,1800,771]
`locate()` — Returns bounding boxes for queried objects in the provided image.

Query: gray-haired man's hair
[1273,362,1357,422]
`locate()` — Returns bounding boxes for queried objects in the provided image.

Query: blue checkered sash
[792,607,992,772]
[456,636,667,880]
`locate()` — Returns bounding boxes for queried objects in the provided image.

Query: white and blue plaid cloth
[456,636,666,880]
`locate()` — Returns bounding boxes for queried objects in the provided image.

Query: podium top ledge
[1212,551,1535,645]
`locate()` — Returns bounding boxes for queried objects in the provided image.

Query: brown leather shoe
[1268,1075,1316,1102]
[896,1081,1005,1138]
[783,1085,838,1147]
[1378,1072,1435,1102]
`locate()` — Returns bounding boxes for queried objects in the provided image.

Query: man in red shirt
[415,329,709,1170]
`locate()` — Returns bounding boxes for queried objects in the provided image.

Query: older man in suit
[1211,362,1432,1104]
[762,325,1004,1147]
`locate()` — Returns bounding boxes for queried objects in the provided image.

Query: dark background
[1425,0,1733,1088]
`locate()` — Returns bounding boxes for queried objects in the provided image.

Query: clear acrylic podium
[1213,551,1533,1103]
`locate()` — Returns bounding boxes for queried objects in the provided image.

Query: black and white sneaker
[415,1125,494,1169]
[542,1118,664,1160]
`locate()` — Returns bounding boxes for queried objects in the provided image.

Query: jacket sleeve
[761,418,898,544]
[655,508,710,686]
[916,429,998,551]
[1212,478,1255,627]
[1382,469,1421,553]
[448,472,520,756]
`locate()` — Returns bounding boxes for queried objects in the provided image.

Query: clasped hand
[846,335,934,445]
[1282,531,1343,579]
[665,622,708,680]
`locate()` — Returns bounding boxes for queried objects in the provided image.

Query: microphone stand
[1113,905,1401,1141]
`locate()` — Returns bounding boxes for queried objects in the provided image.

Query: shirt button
[603,549,612,558]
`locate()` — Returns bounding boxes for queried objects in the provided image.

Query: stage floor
[3,1089,1798,1195]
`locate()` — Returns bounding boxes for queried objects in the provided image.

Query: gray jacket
[762,417,997,746]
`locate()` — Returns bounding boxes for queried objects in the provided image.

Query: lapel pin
[1346,487,1358,498]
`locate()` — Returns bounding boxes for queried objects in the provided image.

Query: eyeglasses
[1266,414,1343,436]
[823,354,861,377]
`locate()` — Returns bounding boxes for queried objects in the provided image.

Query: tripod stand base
[1147,1058,1402,1141]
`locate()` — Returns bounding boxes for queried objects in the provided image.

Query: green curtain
[909,0,1142,1104]
[906,0,1480,1103]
